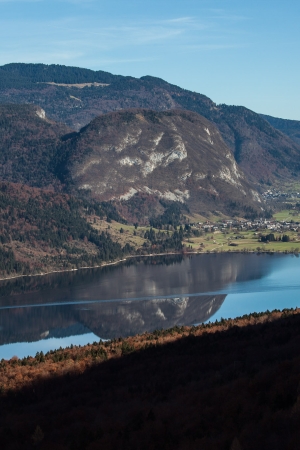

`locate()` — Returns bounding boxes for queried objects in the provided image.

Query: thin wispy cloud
[88,57,156,65]
[207,8,249,21]
[0,0,40,2]
[0,48,84,62]
[0,0,91,2]
[0,7,249,69]
[48,18,187,47]
[183,43,248,51]
[162,17,195,24]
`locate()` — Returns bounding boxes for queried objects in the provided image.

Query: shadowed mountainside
[1,308,300,449]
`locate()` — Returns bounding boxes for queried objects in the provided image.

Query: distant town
[192,218,299,234]
[262,189,300,200]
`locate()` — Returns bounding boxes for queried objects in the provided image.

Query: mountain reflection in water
[74,295,225,339]
[0,254,274,347]
[0,295,225,344]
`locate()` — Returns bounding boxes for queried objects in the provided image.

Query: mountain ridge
[260,113,300,145]
[1,63,299,188]
[0,101,264,218]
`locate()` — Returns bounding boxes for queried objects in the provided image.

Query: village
[194,217,299,234]
[262,189,300,200]
[89,208,300,255]
[183,211,300,253]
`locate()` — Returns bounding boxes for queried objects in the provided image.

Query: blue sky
[0,0,299,120]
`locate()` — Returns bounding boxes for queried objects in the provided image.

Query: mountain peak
[62,107,261,217]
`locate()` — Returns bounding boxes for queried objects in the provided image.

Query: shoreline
[0,252,182,282]
[0,247,298,283]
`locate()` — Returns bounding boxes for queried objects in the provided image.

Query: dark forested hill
[0,104,71,188]
[1,63,299,187]
[260,113,300,146]
[0,182,131,277]
[0,62,125,85]
[1,309,300,450]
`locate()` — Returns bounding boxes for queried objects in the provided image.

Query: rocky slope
[1,63,300,187]
[61,108,262,216]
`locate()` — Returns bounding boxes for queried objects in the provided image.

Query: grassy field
[89,218,146,249]
[89,217,172,250]
[183,229,300,253]
[272,209,300,222]
[185,211,231,223]
[88,215,300,254]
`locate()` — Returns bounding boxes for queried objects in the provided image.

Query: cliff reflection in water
[0,254,274,345]
[74,294,226,339]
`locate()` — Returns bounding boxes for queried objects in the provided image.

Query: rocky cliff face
[62,109,262,216]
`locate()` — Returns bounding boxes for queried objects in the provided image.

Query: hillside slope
[261,113,300,146]
[0,104,71,189]
[61,108,262,217]
[1,309,300,450]
[0,182,132,277]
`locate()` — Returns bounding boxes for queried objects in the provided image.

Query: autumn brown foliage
[1,308,300,449]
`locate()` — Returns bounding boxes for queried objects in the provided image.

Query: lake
[1,253,300,359]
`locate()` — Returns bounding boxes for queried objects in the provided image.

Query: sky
[0,0,299,120]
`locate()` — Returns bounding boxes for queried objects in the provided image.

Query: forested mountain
[0,103,262,217]
[0,63,300,276]
[260,113,300,146]
[1,63,299,187]
[0,63,124,86]
[0,102,263,279]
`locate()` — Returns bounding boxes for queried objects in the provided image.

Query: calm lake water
[1,253,300,359]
